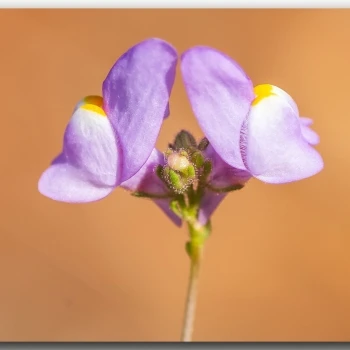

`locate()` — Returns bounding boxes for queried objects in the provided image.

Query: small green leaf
[170,199,183,218]
[185,241,192,257]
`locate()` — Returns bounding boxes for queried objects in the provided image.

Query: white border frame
[1,0,350,8]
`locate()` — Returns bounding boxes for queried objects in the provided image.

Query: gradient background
[1,9,349,341]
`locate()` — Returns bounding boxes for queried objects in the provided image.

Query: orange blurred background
[1,9,349,341]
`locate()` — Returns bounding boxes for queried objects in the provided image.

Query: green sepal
[200,160,212,184]
[206,183,244,193]
[190,151,204,168]
[155,165,164,180]
[131,191,171,199]
[198,137,209,151]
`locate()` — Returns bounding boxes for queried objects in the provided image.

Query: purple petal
[198,191,227,226]
[121,149,182,227]
[300,122,320,145]
[241,94,324,183]
[204,144,251,188]
[103,38,178,183]
[255,85,320,146]
[263,86,320,146]
[268,84,300,116]
[154,199,182,227]
[299,117,320,145]
[38,160,114,202]
[300,117,313,126]
[181,46,255,169]
[38,98,118,202]
[121,148,168,195]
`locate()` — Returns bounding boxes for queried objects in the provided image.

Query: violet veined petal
[241,94,324,183]
[121,149,182,227]
[181,46,255,169]
[204,144,251,189]
[198,191,227,226]
[198,145,250,225]
[103,38,178,183]
[38,96,118,202]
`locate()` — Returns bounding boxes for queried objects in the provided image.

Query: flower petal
[256,85,321,146]
[268,84,300,116]
[38,157,114,203]
[102,38,178,182]
[299,117,320,145]
[198,191,227,226]
[121,149,182,227]
[121,148,168,196]
[181,46,255,169]
[38,97,118,202]
[241,94,324,183]
[300,117,313,126]
[204,144,251,189]
[300,123,320,145]
[154,199,182,227]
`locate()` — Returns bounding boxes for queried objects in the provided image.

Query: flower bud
[161,149,197,194]
[190,151,205,168]
[167,152,191,172]
[174,130,197,149]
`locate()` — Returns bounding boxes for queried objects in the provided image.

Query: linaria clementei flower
[39,38,323,229]
[180,46,323,224]
[38,39,324,340]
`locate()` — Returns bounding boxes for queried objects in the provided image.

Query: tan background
[1,9,349,341]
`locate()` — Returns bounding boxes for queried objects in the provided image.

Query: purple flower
[121,149,182,227]
[39,40,324,228]
[180,46,323,224]
[180,46,323,184]
[38,38,177,203]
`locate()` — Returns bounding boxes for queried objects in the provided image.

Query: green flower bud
[190,151,204,168]
[174,130,197,149]
[182,163,196,179]
[168,168,184,191]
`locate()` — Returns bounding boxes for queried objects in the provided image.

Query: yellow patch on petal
[252,84,276,106]
[79,95,106,117]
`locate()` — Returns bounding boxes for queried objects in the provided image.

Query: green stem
[181,220,210,342]
[181,240,203,342]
